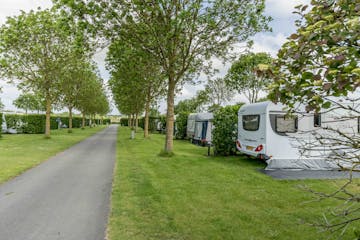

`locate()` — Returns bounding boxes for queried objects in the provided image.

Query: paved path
[0,125,118,240]
[262,169,360,180]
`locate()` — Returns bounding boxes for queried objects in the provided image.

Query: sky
[0,0,310,115]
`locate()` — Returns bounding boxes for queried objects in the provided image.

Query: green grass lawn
[0,126,106,184]
[108,127,359,240]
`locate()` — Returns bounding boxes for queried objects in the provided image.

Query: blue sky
[0,0,310,114]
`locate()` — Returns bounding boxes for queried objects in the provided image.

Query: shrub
[212,105,241,156]
[175,112,189,139]
[120,118,129,126]
[3,114,95,134]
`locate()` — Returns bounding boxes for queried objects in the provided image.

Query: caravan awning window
[242,115,260,131]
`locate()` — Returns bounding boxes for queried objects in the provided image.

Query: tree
[268,0,360,237]
[54,0,271,153]
[106,41,166,137]
[205,77,234,107]
[60,58,96,132]
[76,72,109,128]
[13,93,45,114]
[225,52,273,103]
[0,9,73,138]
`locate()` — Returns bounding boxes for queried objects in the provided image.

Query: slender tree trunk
[82,112,85,129]
[68,107,73,133]
[164,78,176,153]
[135,113,138,132]
[144,94,151,138]
[128,115,130,127]
[45,96,51,138]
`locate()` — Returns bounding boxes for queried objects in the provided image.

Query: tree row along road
[0,125,118,240]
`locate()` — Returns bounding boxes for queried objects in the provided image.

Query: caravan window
[314,113,321,127]
[275,115,298,133]
[242,115,260,131]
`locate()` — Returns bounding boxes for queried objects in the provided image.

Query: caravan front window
[242,115,260,131]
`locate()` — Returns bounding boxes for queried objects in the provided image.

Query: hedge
[212,105,241,156]
[175,112,189,139]
[3,114,109,134]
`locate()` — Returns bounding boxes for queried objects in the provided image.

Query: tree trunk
[45,96,51,138]
[144,94,151,138]
[68,107,73,133]
[130,114,133,129]
[127,115,130,127]
[82,112,85,129]
[135,113,138,132]
[164,78,176,153]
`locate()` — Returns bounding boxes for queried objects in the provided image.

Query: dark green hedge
[3,114,107,134]
[175,112,189,139]
[120,118,129,126]
[212,105,240,156]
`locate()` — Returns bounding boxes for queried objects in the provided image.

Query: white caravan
[236,101,359,170]
[186,113,197,139]
[187,113,214,145]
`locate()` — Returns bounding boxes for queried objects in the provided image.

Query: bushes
[3,113,106,134]
[175,112,189,139]
[120,118,129,126]
[212,105,240,156]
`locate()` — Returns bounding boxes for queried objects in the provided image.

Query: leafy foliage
[55,0,271,152]
[212,105,242,156]
[3,114,108,134]
[175,112,189,140]
[268,0,360,111]
[13,93,45,114]
[205,78,234,106]
[226,52,273,103]
[268,0,360,236]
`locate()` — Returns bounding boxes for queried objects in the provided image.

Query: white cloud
[265,0,311,19]
[251,33,288,57]
[0,0,52,23]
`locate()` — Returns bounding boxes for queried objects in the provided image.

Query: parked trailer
[193,113,214,145]
[236,101,359,170]
[186,113,197,139]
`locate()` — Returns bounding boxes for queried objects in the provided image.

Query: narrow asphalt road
[0,125,118,240]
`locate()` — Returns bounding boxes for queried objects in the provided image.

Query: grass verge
[108,127,359,240]
[0,126,106,184]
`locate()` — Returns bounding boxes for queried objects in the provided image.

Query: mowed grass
[108,127,359,240]
[0,126,106,184]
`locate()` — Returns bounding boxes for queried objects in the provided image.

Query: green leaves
[269,0,360,112]
[225,52,273,103]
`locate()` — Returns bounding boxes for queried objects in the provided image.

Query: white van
[193,113,213,145]
[236,101,359,170]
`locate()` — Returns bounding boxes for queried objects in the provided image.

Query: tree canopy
[268,0,359,111]
[54,0,271,153]
[226,52,273,103]
[0,9,75,137]
[268,0,360,236]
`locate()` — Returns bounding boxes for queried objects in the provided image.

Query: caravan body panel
[237,101,343,170]
[186,113,197,139]
[193,112,214,144]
